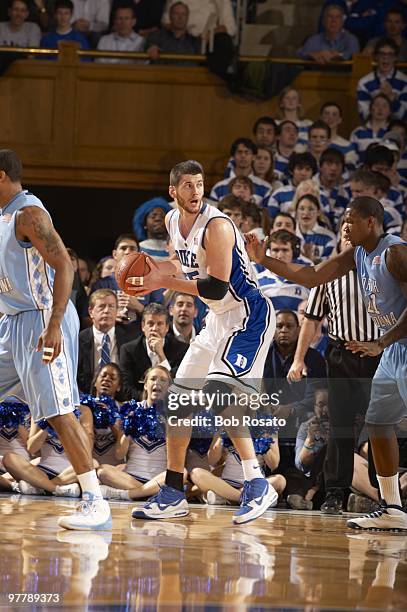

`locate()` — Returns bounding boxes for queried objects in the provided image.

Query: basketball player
[127,160,277,523]
[0,149,111,530]
[246,196,407,532]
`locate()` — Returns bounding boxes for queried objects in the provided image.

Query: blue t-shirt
[40,30,90,60]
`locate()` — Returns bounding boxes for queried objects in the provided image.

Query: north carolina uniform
[38,434,71,478]
[93,426,122,467]
[167,202,276,393]
[355,234,407,424]
[0,191,79,422]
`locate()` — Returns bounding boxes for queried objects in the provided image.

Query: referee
[287,223,381,513]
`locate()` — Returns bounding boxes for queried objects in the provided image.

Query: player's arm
[377,245,407,348]
[16,206,73,364]
[245,233,356,288]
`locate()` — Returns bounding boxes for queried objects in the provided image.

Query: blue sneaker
[131,485,189,520]
[233,479,278,525]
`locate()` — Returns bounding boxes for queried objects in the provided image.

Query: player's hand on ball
[125,256,161,296]
[36,320,61,364]
[244,233,267,264]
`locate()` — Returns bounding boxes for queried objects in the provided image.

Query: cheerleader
[0,399,30,492]
[191,433,286,505]
[98,366,171,501]
[3,405,93,497]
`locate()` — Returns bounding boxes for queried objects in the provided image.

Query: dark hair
[388,118,407,134]
[0,149,22,182]
[269,229,300,252]
[320,147,345,168]
[309,120,331,139]
[271,211,296,230]
[55,0,74,11]
[374,37,400,57]
[349,196,385,225]
[218,194,245,213]
[277,120,299,135]
[320,100,342,116]
[252,116,277,135]
[114,233,139,251]
[10,0,29,7]
[372,171,391,194]
[242,201,261,224]
[385,8,405,21]
[229,175,254,194]
[113,4,136,18]
[350,168,381,189]
[142,302,170,323]
[169,1,189,15]
[288,152,318,176]
[276,309,299,326]
[171,291,196,304]
[92,363,123,400]
[230,138,257,157]
[170,160,204,187]
[295,193,320,211]
[365,144,394,169]
[369,93,392,116]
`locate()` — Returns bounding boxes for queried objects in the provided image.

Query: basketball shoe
[18,480,46,496]
[57,492,112,530]
[233,478,278,525]
[347,500,407,532]
[131,484,189,520]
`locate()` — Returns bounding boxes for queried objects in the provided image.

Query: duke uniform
[167,202,276,394]
[0,191,79,422]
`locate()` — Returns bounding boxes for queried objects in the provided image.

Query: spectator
[97,5,144,63]
[308,120,331,165]
[275,120,306,178]
[0,0,41,47]
[295,194,337,262]
[218,195,245,230]
[162,0,236,78]
[314,148,348,229]
[66,247,89,325]
[253,230,310,313]
[169,292,197,344]
[78,289,139,394]
[320,101,359,173]
[0,1,55,32]
[211,138,271,205]
[351,93,393,163]
[253,146,283,192]
[90,233,144,324]
[364,144,404,216]
[270,212,296,235]
[298,3,359,63]
[387,119,407,183]
[357,38,407,122]
[228,176,255,204]
[40,0,90,53]
[364,9,407,61]
[119,303,188,399]
[277,87,312,145]
[266,152,318,219]
[346,0,407,46]
[77,257,92,294]
[110,0,166,36]
[241,201,265,240]
[146,1,200,62]
[71,0,109,40]
[132,198,172,260]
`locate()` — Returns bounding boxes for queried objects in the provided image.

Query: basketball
[115,252,151,291]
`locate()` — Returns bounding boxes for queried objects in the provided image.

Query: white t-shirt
[0,22,41,47]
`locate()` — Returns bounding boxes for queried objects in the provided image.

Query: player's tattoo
[17,207,63,257]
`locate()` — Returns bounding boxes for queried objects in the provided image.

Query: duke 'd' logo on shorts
[235,354,248,369]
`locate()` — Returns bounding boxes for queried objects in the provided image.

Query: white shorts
[173,295,275,394]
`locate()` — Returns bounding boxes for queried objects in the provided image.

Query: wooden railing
[0,43,374,189]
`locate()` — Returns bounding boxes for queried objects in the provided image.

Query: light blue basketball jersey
[0,190,55,316]
[355,234,407,337]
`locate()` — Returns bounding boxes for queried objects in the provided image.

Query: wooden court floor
[0,494,406,611]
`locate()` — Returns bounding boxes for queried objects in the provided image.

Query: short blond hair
[89,289,117,309]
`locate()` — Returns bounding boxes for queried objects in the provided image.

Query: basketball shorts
[0,302,80,422]
[366,342,407,425]
[172,294,275,396]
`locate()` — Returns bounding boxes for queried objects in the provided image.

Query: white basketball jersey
[167,202,260,315]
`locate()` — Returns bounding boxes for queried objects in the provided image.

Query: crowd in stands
[1,1,407,515]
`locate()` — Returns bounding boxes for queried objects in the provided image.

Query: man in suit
[120,302,189,400]
[169,292,198,344]
[78,289,139,393]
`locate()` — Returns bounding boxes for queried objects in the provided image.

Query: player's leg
[132,325,215,520]
[348,347,407,531]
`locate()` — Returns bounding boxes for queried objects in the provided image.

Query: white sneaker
[347,502,407,532]
[57,492,112,531]
[100,485,130,501]
[54,483,81,498]
[206,490,230,505]
[19,480,46,496]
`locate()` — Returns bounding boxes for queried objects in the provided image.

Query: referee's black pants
[324,340,381,491]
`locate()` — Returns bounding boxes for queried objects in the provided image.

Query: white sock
[78,470,103,500]
[372,559,398,588]
[242,459,262,481]
[109,487,130,500]
[377,475,401,507]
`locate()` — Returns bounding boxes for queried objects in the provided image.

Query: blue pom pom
[0,402,30,429]
[80,394,120,429]
[121,401,165,441]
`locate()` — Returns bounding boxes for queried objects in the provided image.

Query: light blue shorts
[366,342,407,425]
[0,302,80,422]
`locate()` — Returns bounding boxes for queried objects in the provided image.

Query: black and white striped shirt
[305,269,381,342]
